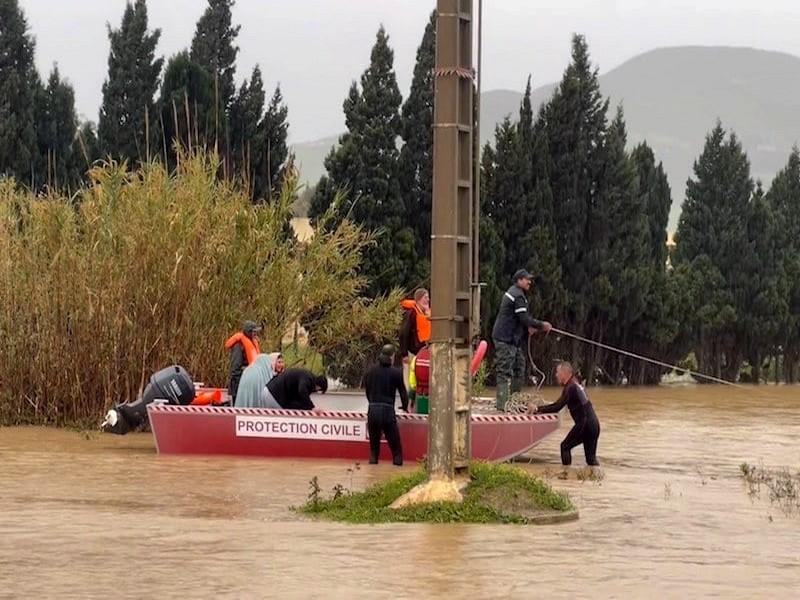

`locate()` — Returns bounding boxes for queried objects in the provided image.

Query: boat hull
[147,402,560,462]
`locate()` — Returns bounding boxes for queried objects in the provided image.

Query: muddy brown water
[1,386,798,599]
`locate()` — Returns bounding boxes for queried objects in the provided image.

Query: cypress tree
[599,107,650,381]
[310,27,416,296]
[229,65,265,193]
[98,0,163,165]
[398,10,435,270]
[766,147,800,382]
[157,51,214,167]
[33,66,80,190]
[254,86,289,201]
[542,35,609,341]
[75,121,100,173]
[0,0,37,183]
[190,0,240,145]
[478,141,506,345]
[739,182,787,382]
[626,142,676,383]
[675,122,754,380]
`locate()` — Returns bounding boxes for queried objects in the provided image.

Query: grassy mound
[299,462,576,524]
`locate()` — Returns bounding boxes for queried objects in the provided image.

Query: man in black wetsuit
[364,344,409,466]
[265,368,328,410]
[531,362,600,466]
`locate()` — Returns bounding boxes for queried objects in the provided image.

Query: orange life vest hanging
[400,300,431,345]
[224,332,260,365]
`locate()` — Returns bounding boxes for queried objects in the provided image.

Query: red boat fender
[471,340,487,377]
[191,389,223,406]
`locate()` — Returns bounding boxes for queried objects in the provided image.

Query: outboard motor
[102,365,196,435]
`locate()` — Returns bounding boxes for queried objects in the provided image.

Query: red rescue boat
[147,392,560,463]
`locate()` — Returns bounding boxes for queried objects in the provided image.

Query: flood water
[1,386,798,599]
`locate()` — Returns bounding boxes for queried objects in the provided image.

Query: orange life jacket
[400,299,431,344]
[224,332,260,365]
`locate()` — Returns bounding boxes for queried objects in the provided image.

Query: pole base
[390,476,469,509]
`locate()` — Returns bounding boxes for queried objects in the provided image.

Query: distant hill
[292,46,800,229]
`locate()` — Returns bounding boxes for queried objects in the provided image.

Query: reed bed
[0,153,399,425]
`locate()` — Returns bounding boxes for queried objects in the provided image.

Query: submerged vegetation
[0,153,400,426]
[299,462,576,524]
[740,463,800,516]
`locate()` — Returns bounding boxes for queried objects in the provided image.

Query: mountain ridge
[292,46,800,228]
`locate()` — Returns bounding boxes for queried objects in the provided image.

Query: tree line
[0,0,289,200]
[3,3,799,384]
[309,16,800,385]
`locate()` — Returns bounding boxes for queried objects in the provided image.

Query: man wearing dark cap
[491,269,552,411]
[224,320,262,403]
[363,344,408,466]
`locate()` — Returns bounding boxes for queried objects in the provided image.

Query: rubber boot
[495,381,510,412]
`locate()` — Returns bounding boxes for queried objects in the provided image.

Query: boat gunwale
[146,403,560,423]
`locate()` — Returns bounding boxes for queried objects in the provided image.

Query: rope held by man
[547,327,746,389]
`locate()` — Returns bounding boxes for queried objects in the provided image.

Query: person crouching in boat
[225,320,262,404]
[234,354,278,408]
[530,362,601,467]
[263,368,328,410]
[364,344,409,466]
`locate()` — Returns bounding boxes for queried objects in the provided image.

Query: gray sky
[20,0,800,142]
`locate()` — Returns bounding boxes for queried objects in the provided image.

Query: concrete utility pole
[428,0,475,480]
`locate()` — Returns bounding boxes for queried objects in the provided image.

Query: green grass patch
[298,462,575,524]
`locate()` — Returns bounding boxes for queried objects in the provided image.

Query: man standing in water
[491,269,552,410]
[364,344,408,466]
[531,362,601,467]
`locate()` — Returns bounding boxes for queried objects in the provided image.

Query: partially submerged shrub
[0,152,400,424]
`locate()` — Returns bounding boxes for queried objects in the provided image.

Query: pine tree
[0,0,38,183]
[254,86,289,200]
[190,0,240,146]
[675,122,754,380]
[157,51,214,167]
[33,66,80,190]
[98,0,162,165]
[398,10,435,271]
[766,147,800,382]
[310,27,415,296]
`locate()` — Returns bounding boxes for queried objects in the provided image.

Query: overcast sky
[20,0,800,142]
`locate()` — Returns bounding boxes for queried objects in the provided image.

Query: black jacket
[398,309,423,359]
[364,361,409,412]
[228,343,246,399]
[267,369,317,410]
[491,284,544,346]
[538,380,598,425]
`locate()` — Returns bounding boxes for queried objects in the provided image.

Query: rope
[550,327,746,389]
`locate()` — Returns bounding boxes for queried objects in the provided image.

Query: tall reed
[0,152,400,425]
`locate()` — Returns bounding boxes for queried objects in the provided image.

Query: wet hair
[414,288,429,302]
[314,375,328,394]
[557,361,575,375]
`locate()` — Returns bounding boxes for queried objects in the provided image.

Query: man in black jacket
[265,368,328,410]
[364,344,408,466]
[491,269,552,411]
[531,362,600,466]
